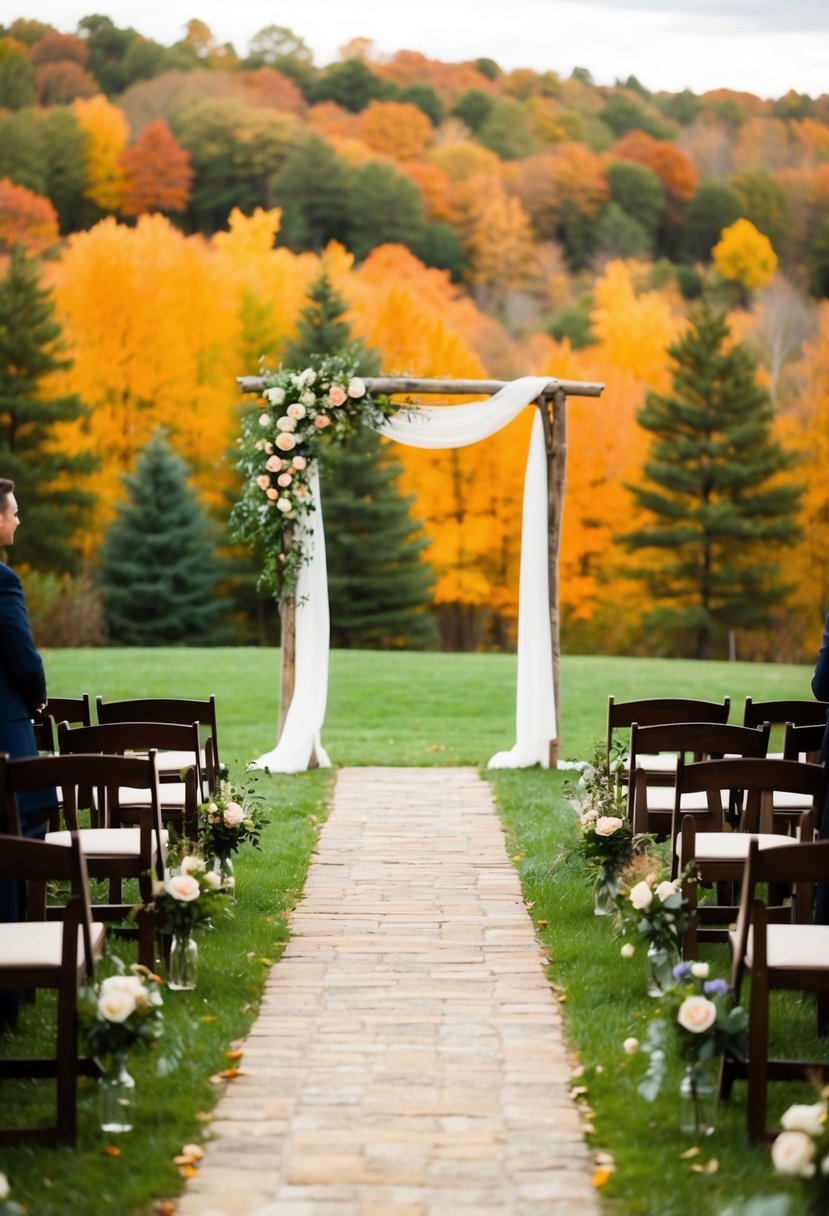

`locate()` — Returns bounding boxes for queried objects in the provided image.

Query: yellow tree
[712,218,778,292]
[359,100,433,161]
[72,94,129,212]
[463,182,538,310]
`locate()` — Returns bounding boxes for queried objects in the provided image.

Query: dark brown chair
[672,756,826,956]
[721,837,829,1142]
[0,830,105,1144]
[606,696,731,788]
[58,720,202,840]
[743,697,829,757]
[627,720,769,839]
[95,695,219,797]
[0,750,166,969]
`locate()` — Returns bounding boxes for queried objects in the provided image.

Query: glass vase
[99,1051,135,1134]
[646,942,679,997]
[212,854,236,895]
[168,933,198,991]
[679,1060,717,1137]
[593,870,619,916]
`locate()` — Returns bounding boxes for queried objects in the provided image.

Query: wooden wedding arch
[237,374,605,766]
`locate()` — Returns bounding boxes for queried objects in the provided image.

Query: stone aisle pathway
[175,767,601,1216]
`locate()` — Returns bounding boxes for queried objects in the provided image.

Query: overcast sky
[10,1,829,98]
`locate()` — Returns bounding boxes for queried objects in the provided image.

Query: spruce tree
[285,266,437,648]
[619,298,802,659]
[98,431,229,645]
[0,245,95,571]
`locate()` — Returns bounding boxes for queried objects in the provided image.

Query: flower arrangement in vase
[771,1088,829,1211]
[197,771,269,892]
[148,857,229,990]
[616,866,697,995]
[78,958,164,1133]
[624,960,747,1136]
[568,744,636,914]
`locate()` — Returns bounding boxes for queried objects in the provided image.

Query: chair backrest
[45,695,93,727]
[630,720,769,766]
[674,755,827,834]
[607,696,731,763]
[782,720,827,763]
[95,695,217,754]
[0,749,163,838]
[743,697,829,730]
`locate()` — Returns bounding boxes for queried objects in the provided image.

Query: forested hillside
[1,14,828,660]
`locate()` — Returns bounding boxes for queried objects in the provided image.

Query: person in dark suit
[0,477,52,1027]
[811,611,829,923]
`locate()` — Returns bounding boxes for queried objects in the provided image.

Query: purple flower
[704,979,729,996]
[673,962,692,981]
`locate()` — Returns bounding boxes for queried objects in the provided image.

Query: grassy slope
[0,647,822,1215]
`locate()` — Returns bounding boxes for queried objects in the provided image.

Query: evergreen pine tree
[619,298,802,659]
[284,265,437,648]
[98,431,229,645]
[0,245,95,571]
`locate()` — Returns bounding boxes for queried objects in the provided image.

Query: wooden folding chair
[671,756,826,956]
[627,720,769,839]
[721,837,829,1142]
[743,697,829,758]
[0,751,166,969]
[606,695,731,789]
[0,830,105,1144]
[58,720,202,841]
[95,695,220,797]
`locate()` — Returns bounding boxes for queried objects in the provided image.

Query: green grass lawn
[0,646,823,1215]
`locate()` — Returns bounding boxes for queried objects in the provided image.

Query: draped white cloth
[250,375,557,773]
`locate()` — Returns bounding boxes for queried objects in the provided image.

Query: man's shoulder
[0,562,23,593]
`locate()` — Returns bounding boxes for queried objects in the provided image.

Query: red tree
[119,120,194,216]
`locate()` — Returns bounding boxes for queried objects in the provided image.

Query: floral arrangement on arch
[78,958,164,1061]
[230,351,396,596]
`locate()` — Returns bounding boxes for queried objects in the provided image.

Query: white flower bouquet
[148,855,229,939]
[198,774,269,867]
[772,1089,829,1204]
[78,960,164,1060]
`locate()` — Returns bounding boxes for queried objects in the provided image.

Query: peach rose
[166,874,201,902]
[594,816,624,836]
[275,433,297,451]
[276,416,296,432]
[277,473,292,487]
[314,415,331,429]
[328,385,347,406]
[265,455,282,472]
[223,802,245,828]
[292,456,307,470]
[256,475,270,491]
[266,487,278,500]
[772,1130,817,1178]
[287,403,306,419]
[677,995,717,1034]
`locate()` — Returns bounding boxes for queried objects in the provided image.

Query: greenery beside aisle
[1,647,824,1214]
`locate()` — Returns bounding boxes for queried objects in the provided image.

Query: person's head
[0,478,20,547]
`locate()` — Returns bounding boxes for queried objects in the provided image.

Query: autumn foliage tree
[119,119,193,216]
[0,178,59,254]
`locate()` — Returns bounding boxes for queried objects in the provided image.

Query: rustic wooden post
[537,389,566,768]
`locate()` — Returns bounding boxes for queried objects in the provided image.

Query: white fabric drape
[250,376,557,773]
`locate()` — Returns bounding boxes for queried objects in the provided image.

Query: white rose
[0,1172,9,1200]
[287,403,306,420]
[781,1102,827,1139]
[97,982,137,1023]
[347,376,366,398]
[691,962,709,979]
[275,433,297,451]
[166,874,201,902]
[300,390,316,407]
[771,1130,817,1178]
[622,1036,640,1055]
[580,809,597,825]
[181,854,205,876]
[276,497,292,513]
[594,816,624,837]
[264,387,285,405]
[204,870,222,890]
[620,943,635,959]
[655,880,678,902]
[258,412,270,427]
[677,995,717,1034]
[276,415,296,432]
[629,881,653,910]
[223,802,245,828]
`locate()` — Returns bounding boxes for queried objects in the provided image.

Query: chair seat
[624,752,678,775]
[638,786,725,813]
[676,832,800,862]
[771,792,815,810]
[0,921,105,971]
[730,923,829,970]
[45,828,168,857]
[118,784,188,808]
[153,749,207,775]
